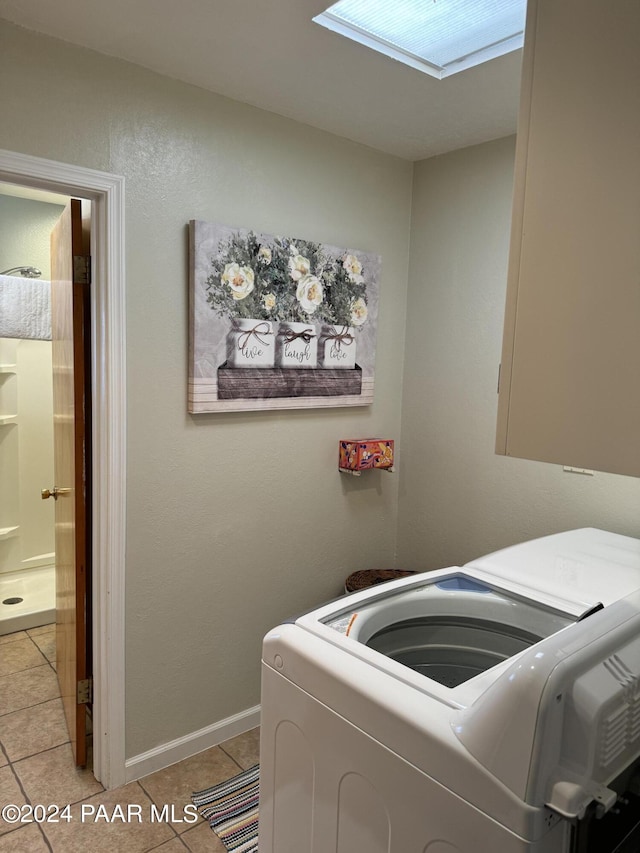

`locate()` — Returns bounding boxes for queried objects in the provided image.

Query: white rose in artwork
[350,296,368,326]
[343,253,364,284]
[296,274,324,314]
[221,262,255,300]
[289,254,311,282]
[258,245,272,264]
[263,292,277,311]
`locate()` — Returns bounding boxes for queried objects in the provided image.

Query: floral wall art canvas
[188,221,381,413]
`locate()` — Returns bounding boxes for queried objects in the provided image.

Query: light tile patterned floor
[0,625,260,852]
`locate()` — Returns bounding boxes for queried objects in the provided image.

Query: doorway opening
[0,184,70,638]
[0,148,126,789]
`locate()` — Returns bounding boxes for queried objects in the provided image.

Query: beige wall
[0,21,412,757]
[398,136,640,571]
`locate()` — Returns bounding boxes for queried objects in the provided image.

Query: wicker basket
[344,569,416,594]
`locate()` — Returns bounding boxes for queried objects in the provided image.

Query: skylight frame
[313,1,525,80]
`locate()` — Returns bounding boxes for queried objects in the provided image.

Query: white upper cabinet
[496,0,640,477]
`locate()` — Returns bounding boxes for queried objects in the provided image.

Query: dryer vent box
[339,438,394,471]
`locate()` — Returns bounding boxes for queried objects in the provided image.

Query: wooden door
[50,199,92,766]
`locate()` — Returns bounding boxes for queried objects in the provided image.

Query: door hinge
[77,677,93,705]
[74,255,91,285]
[497,362,501,394]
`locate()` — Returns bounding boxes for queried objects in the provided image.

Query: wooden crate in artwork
[217,364,363,400]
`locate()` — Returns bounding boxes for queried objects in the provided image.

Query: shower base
[0,566,55,635]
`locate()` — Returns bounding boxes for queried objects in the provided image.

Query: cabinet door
[496,0,640,477]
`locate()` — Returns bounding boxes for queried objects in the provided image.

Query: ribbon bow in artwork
[326,326,354,351]
[235,321,273,355]
[283,327,316,344]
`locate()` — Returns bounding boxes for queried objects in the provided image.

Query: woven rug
[192,764,259,853]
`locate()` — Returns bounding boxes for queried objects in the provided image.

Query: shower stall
[0,272,56,635]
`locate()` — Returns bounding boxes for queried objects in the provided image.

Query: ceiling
[0,0,523,161]
[0,181,68,205]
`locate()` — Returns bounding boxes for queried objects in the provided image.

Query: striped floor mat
[192,764,259,853]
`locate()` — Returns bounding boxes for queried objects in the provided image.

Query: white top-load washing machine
[259,528,640,853]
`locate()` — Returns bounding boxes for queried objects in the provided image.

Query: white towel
[0,275,52,340]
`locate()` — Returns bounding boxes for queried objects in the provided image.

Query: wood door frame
[0,148,126,789]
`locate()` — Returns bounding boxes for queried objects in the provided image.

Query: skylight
[313,0,526,80]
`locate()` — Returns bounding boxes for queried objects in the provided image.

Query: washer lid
[465,528,640,606]
[296,568,580,707]
[322,574,574,639]
[325,573,576,689]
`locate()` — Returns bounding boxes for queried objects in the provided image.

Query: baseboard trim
[124,704,261,782]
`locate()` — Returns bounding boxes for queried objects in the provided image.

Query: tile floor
[0,625,260,852]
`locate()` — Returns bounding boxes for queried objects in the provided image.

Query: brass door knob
[41,487,71,500]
